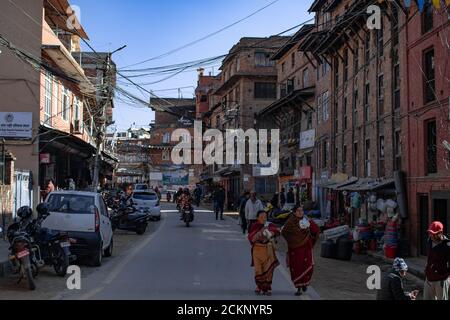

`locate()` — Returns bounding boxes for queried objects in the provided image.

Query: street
[0,202,320,300]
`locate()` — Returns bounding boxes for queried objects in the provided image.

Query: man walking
[239,191,251,234]
[245,191,264,232]
[214,186,226,221]
[194,185,202,207]
[279,188,286,209]
[423,221,450,300]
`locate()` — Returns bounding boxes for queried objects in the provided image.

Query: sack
[273,236,288,253]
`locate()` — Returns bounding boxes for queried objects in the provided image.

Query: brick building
[203,36,289,206]
[258,25,317,201]
[403,2,450,256]
[148,99,201,189]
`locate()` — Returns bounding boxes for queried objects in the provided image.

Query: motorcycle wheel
[20,258,36,291]
[53,246,69,277]
[136,223,147,235]
[185,221,190,228]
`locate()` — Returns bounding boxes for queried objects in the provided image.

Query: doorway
[419,195,429,256]
[433,199,449,234]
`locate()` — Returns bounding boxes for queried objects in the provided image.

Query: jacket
[214,189,225,205]
[376,271,412,300]
[245,199,264,221]
[425,238,450,282]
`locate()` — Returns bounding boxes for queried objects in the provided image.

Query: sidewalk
[0,240,10,278]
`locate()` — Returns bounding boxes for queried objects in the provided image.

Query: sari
[281,215,320,288]
[248,222,280,292]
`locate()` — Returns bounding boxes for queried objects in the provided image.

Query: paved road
[53,203,320,300]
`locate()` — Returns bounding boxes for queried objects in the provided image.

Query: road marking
[69,214,167,300]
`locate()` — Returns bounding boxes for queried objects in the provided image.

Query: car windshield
[133,193,158,201]
[47,194,96,214]
[135,185,148,190]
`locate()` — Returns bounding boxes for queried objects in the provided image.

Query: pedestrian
[154,187,162,200]
[245,191,265,232]
[279,188,286,209]
[213,186,226,220]
[194,185,202,207]
[286,188,295,209]
[43,179,56,200]
[270,193,280,210]
[239,191,251,234]
[281,204,320,296]
[248,210,280,296]
[423,221,450,300]
[377,258,419,300]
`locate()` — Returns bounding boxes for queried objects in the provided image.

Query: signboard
[299,129,315,150]
[0,112,32,139]
[299,166,313,180]
[40,153,51,164]
[150,172,163,181]
[163,171,189,186]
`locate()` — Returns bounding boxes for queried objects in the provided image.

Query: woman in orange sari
[248,210,280,296]
[282,205,320,296]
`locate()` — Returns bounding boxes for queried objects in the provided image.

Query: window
[162,150,170,161]
[364,83,370,123]
[423,48,436,104]
[343,49,349,82]
[379,136,385,177]
[281,62,286,73]
[255,52,274,67]
[44,72,53,123]
[322,91,330,122]
[254,82,276,99]
[426,120,437,174]
[200,95,207,102]
[353,41,359,75]
[73,97,80,124]
[287,78,295,95]
[307,111,313,130]
[343,97,348,131]
[394,130,402,171]
[291,52,296,68]
[236,58,240,71]
[334,147,339,170]
[365,139,371,177]
[394,64,401,109]
[392,4,399,46]
[322,140,328,169]
[303,68,310,88]
[353,90,358,127]
[365,33,371,64]
[62,87,70,121]
[306,154,312,167]
[343,145,347,170]
[334,57,339,88]
[280,83,287,98]
[422,2,434,34]
[378,74,385,116]
[317,96,322,125]
[163,132,171,144]
[377,21,384,57]
[322,61,330,76]
[353,142,358,176]
[334,103,338,134]
[323,12,332,29]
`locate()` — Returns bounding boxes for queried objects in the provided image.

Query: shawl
[282,215,314,249]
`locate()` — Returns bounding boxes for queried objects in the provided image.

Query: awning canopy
[42,45,95,94]
[338,178,396,192]
[259,87,315,117]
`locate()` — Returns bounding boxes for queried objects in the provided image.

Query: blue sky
[74,0,312,131]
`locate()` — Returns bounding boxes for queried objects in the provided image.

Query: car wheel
[91,243,103,267]
[104,238,113,258]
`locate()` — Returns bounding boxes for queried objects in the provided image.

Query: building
[403,1,450,256]
[148,98,201,189]
[0,0,116,213]
[258,25,317,202]
[107,127,151,185]
[204,36,289,206]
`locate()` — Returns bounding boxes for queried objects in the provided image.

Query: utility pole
[92,46,126,192]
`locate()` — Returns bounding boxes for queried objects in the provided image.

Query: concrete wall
[0,0,44,208]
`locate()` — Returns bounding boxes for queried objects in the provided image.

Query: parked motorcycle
[111,204,149,235]
[31,203,74,277]
[182,204,194,228]
[7,207,38,291]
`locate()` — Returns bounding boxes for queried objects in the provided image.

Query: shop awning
[339,178,396,192]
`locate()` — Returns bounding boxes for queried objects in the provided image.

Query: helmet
[17,206,33,219]
[36,203,50,217]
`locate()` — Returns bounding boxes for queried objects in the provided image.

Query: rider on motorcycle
[180,188,193,220]
[119,183,135,223]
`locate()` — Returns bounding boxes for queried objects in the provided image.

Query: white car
[134,184,150,191]
[43,191,113,266]
[132,191,161,221]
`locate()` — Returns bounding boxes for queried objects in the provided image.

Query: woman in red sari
[281,205,320,296]
[248,210,280,296]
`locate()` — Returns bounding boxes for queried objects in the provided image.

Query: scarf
[282,215,311,249]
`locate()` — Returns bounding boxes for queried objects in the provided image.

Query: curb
[367,251,426,281]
